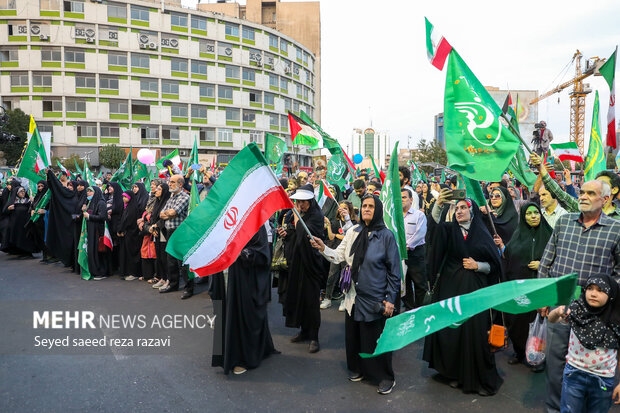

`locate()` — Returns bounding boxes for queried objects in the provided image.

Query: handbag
[488,309,508,351]
[141,235,156,259]
[97,236,106,252]
[339,265,352,293]
[422,255,447,306]
[271,238,287,271]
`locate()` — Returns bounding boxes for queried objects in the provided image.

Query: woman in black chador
[45,170,77,266]
[118,191,142,280]
[2,185,36,257]
[423,198,503,396]
[26,180,50,261]
[81,186,110,279]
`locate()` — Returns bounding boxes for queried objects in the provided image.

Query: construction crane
[529,50,606,154]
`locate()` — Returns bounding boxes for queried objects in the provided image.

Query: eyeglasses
[490,194,502,199]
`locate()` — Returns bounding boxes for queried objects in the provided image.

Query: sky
[184,0,619,152]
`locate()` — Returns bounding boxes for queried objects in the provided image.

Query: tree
[2,108,30,167]
[413,139,448,171]
[99,144,126,169]
[55,153,84,172]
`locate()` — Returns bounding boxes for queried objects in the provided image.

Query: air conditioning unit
[284,67,291,74]
[86,37,95,43]
[148,42,157,50]
[39,34,49,41]
[139,43,148,49]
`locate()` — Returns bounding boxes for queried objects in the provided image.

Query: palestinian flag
[16,115,49,184]
[56,160,74,179]
[103,222,113,250]
[551,142,584,162]
[166,143,294,277]
[425,17,452,71]
[369,154,385,183]
[599,47,617,148]
[288,112,322,147]
[316,180,336,209]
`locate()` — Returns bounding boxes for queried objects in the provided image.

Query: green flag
[265,132,287,174]
[74,159,84,177]
[461,174,487,207]
[584,91,605,182]
[326,151,348,190]
[361,273,578,358]
[439,168,446,183]
[444,50,521,181]
[83,160,96,186]
[379,142,407,288]
[508,144,537,190]
[16,118,49,184]
[111,150,134,191]
[77,217,91,280]
[186,179,201,281]
[299,110,340,151]
[30,190,51,223]
[133,160,149,182]
[187,137,201,182]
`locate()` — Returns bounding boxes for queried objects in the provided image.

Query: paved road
[0,252,550,413]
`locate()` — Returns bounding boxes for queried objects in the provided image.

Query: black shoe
[377,380,396,395]
[348,372,364,382]
[290,332,308,343]
[159,285,178,293]
[181,291,193,300]
[308,340,320,353]
[477,389,493,397]
[531,364,545,373]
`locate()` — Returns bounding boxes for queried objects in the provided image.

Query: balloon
[353,154,363,164]
[137,148,155,165]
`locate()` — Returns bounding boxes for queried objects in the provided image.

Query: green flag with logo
[584,91,605,182]
[186,179,201,281]
[77,217,91,280]
[379,142,407,290]
[444,50,521,181]
[326,151,348,190]
[111,150,134,191]
[265,132,287,175]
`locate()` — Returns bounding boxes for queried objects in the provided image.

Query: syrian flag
[288,112,322,147]
[425,17,452,71]
[599,47,617,148]
[166,143,294,277]
[550,142,584,162]
[316,180,336,209]
[103,222,113,250]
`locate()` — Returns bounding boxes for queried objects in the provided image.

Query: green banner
[77,217,91,280]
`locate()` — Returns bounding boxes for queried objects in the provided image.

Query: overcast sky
[185,0,619,152]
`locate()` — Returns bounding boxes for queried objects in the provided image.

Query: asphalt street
[0,252,553,413]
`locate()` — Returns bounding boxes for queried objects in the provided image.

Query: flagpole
[500,113,532,154]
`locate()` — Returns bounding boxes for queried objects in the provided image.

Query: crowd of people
[2,151,620,410]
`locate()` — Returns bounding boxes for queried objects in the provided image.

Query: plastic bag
[525,314,547,366]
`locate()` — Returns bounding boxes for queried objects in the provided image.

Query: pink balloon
[137,149,155,165]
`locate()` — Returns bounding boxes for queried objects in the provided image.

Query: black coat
[46,170,77,266]
[84,187,109,277]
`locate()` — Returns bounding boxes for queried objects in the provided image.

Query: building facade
[0,0,318,166]
[349,127,389,168]
[434,112,444,149]
[485,86,539,149]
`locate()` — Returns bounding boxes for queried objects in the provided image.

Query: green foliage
[2,109,30,166]
[56,153,83,172]
[99,144,126,169]
[413,139,448,173]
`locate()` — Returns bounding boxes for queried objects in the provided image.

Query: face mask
[87,195,93,200]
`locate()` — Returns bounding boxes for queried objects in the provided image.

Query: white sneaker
[93,276,107,281]
[320,299,332,309]
[338,300,346,312]
[152,280,164,288]
[159,282,170,291]
[124,275,137,281]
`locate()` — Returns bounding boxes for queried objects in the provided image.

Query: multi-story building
[434,112,444,149]
[0,0,318,166]
[349,127,389,168]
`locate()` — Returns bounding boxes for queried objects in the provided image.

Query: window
[242,110,255,123]
[280,114,288,128]
[131,5,149,22]
[141,126,158,140]
[199,40,214,54]
[280,77,288,90]
[132,102,150,115]
[199,83,215,98]
[199,128,215,142]
[225,23,239,37]
[77,123,97,137]
[303,52,308,65]
[107,2,126,19]
[37,122,53,133]
[269,73,278,88]
[40,0,59,10]
[242,26,254,41]
[225,65,239,79]
[303,87,309,100]
[43,99,62,112]
[191,60,207,75]
[249,48,262,62]
[249,90,261,103]
[108,52,127,66]
[218,42,233,57]
[242,68,255,82]
[99,76,119,90]
[10,72,28,86]
[170,12,187,27]
[0,49,18,62]
[63,0,83,13]
[100,123,120,137]
[162,80,179,95]
[296,83,302,95]
[131,53,149,69]
[191,16,206,31]
[109,100,128,114]
[66,99,86,112]
[283,97,291,112]
[32,72,52,87]
[269,35,278,49]
[75,74,95,88]
[218,128,232,142]
[171,104,187,118]
[191,105,207,119]
[264,93,274,106]
[41,47,61,62]
[293,100,300,113]
[162,127,180,141]
[218,86,232,100]
[225,108,239,122]
[280,40,288,53]
[170,58,187,73]
[140,78,158,93]
[249,130,262,144]
[0,0,15,9]
[269,113,278,127]
[296,48,302,60]
[65,49,85,63]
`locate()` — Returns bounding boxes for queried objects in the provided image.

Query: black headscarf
[86,186,104,212]
[73,180,89,214]
[150,183,170,224]
[132,182,149,213]
[568,274,620,349]
[108,182,124,215]
[488,186,518,243]
[503,202,553,281]
[32,180,48,208]
[349,194,386,283]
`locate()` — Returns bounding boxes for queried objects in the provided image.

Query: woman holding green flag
[81,186,109,279]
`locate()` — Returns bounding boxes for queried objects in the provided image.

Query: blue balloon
[353,154,363,164]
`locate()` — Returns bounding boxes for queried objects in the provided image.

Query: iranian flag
[156,149,183,174]
[316,179,336,209]
[16,115,49,184]
[103,222,113,250]
[288,112,322,147]
[166,143,293,277]
[425,17,452,71]
[600,47,617,148]
[551,142,584,162]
